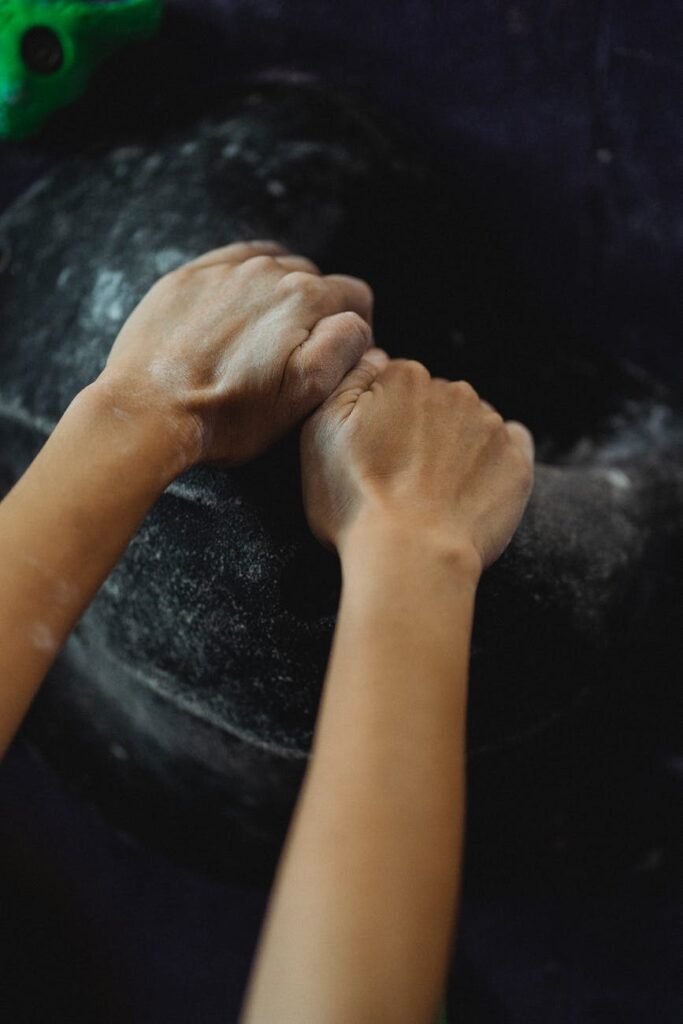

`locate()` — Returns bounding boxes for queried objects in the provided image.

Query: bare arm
[240,358,534,1024]
[0,383,195,757]
[242,523,476,1024]
[0,240,375,758]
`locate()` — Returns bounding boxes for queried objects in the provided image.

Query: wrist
[339,508,482,590]
[71,374,202,485]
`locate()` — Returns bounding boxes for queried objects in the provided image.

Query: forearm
[241,520,480,1024]
[0,377,194,756]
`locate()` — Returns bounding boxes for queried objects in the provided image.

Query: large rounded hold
[1,84,681,882]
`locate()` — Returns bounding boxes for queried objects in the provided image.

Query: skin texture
[0,240,374,755]
[103,239,375,465]
[239,357,534,1024]
[300,357,534,569]
[0,239,534,1023]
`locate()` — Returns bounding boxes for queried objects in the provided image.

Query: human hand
[300,355,535,575]
[100,240,374,467]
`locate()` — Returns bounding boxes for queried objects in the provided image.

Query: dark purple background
[2,0,682,381]
[1,2,681,1021]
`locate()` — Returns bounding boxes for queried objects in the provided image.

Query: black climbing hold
[1,83,681,883]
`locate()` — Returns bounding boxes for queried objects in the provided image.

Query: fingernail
[365,347,389,366]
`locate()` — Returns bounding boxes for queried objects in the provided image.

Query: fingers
[182,242,319,277]
[327,345,390,402]
[294,338,389,421]
[376,358,431,388]
[505,420,535,462]
[364,347,391,368]
[286,313,380,415]
[182,245,372,329]
[183,242,320,276]
[183,240,289,269]
[276,255,322,275]
[275,270,375,332]
[319,274,375,327]
[481,399,534,460]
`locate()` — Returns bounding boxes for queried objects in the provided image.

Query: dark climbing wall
[2,0,681,381]
[0,4,681,1023]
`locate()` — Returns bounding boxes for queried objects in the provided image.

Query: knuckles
[393,358,431,383]
[352,278,374,309]
[449,379,479,402]
[351,364,380,392]
[329,310,371,344]
[483,410,505,433]
[242,253,281,274]
[512,446,535,488]
[283,349,333,406]
[277,270,326,303]
[300,359,335,401]
[159,265,193,289]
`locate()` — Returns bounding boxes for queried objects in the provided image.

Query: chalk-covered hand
[101,240,374,467]
[300,355,535,575]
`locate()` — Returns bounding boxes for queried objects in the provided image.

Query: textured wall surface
[2,1,681,378]
[1,83,681,877]
[0,5,681,1021]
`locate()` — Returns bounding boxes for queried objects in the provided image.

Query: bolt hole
[21,26,64,76]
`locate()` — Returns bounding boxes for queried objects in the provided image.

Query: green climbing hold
[0,0,162,140]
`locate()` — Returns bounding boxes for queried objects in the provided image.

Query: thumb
[301,346,390,452]
[364,347,390,368]
[329,346,390,403]
[286,312,378,420]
